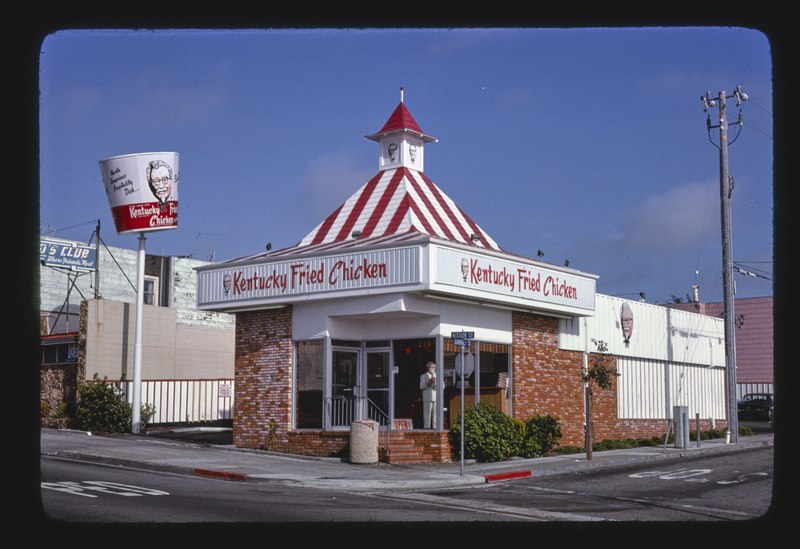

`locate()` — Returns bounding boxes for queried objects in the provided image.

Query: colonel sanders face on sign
[620,303,633,347]
[146,160,174,205]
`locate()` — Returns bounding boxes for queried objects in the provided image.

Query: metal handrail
[326,394,392,460]
[365,395,391,461]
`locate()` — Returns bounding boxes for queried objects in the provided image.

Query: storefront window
[392,338,435,429]
[443,340,510,429]
[293,337,510,432]
[479,342,510,389]
[295,340,323,429]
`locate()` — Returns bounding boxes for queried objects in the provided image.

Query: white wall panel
[560,294,724,367]
[617,356,725,420]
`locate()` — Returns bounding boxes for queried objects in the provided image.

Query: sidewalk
[40,428,774,493]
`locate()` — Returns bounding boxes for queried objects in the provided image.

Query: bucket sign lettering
[99,152,179,234]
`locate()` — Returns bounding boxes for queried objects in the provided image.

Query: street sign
[451,330,475,477]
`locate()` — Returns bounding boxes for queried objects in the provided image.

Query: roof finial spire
[400,86,404,103]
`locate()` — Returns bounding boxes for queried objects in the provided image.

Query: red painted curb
[483,470,532,482]
[193,468,247,481]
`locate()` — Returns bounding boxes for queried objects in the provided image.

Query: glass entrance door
[365,351,390,425]
[331,349,359,427]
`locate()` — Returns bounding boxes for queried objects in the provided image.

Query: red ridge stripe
[407,195,440,237]
[310,203,344,246]
[404,168,456,241]
[456,204,492,248]
[418,171,474,245]
[333,171,384,242]
[361,169,404,238]
[383,194,411,236]
[385,194,411,234]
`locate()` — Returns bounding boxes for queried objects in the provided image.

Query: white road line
[376,492,611,522]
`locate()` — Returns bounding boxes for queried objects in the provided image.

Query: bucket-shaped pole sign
[98,152,179,234]
[97,151,178,434]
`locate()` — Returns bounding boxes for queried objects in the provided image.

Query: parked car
[737,393,773,420]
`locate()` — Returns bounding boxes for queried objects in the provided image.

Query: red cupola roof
[365,89,437,143]
[378,102,424,135]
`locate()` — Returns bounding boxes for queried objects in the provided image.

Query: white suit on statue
[420,362,437,429]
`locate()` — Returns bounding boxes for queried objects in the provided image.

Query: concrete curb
[484,470,532,482]
[193,468,248,481]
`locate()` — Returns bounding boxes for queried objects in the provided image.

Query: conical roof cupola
[365,87,437,172]
[294,91,500,252]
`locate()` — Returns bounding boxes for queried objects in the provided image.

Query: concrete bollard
[350,420,379,464]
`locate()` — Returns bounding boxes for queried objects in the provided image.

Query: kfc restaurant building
[196,96,727,463]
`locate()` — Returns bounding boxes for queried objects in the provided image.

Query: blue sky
[38,27,774,305]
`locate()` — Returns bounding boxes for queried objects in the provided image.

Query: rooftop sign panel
[197,240,596,317]
[196,246,422,309]
[40,238,97,271]
[432,245,596,314]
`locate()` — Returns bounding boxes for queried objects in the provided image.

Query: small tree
[581,339,619,460]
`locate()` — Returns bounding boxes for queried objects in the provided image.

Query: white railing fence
[115,378,235,425]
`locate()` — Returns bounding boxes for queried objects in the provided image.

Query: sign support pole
[460,343,465,476]
[451,330,473,476]
[131,232,146,434]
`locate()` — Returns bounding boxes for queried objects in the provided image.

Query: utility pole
[701,86,748,443]
[94,219,101,299]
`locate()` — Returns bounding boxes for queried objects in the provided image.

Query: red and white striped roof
[299,167,500,250]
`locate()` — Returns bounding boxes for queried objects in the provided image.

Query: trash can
[673,406,689,449]
[350,420,379,464]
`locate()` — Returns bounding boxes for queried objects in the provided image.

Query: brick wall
[512,311,588,447]
[233,306,294,450]
[230,307,714,460]
[288,431,350,458]
[510,311,724,447]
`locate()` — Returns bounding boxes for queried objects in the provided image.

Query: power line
[41,218,99,236]
[733,262,772,281]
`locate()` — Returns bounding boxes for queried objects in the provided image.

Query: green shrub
[450,403,525,462]
[521,415,562,458]
[140,403,157,430]
[75,373,131,433]
[40,400,51,418]
[553,445,583,455]
[54,402,68,418]
[593,438,646,451]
